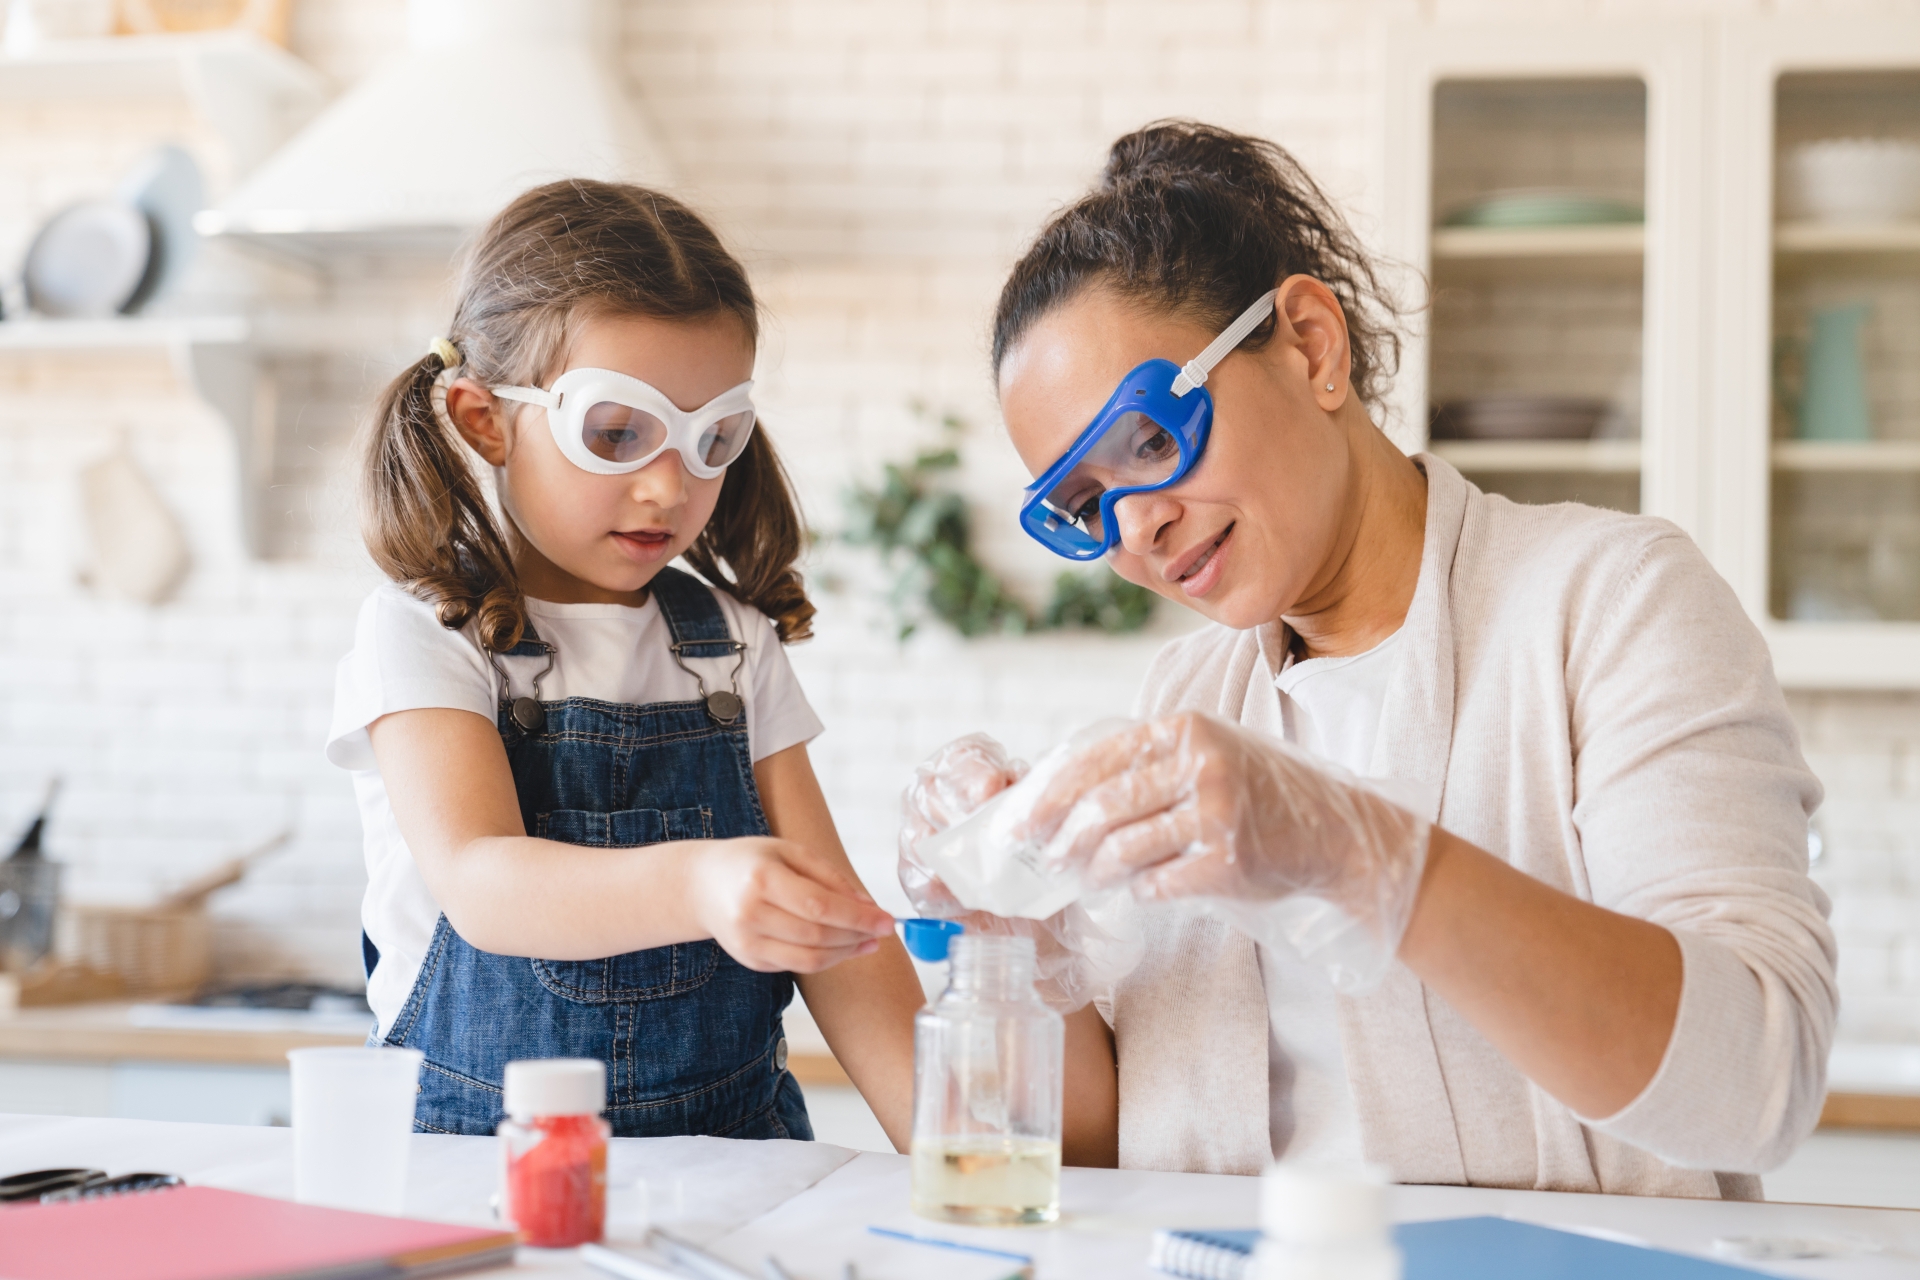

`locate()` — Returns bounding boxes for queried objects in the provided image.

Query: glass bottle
[498,1058,610,1247]
[910,933,1064,1226]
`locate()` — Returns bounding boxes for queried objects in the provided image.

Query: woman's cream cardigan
[1111,455,1835,1198]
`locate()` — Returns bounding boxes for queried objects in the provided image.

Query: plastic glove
[900,733,1142,1013]
[1014,711,1432,993]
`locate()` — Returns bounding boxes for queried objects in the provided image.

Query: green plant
[840,408,1157,640]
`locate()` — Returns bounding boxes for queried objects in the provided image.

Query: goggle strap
[491,384,560,410]
[1169,288,1280,397]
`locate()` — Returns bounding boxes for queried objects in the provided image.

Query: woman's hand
[689,836,896,974]
[1019,712,1429,943]
[899,734,1138,1014]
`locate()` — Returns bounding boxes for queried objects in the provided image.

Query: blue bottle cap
[899,918,964,963]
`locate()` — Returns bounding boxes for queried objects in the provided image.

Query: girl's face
[997,282,1355,632]
[453,310,754,604]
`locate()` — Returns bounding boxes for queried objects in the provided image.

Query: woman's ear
[443,378,510,467]
[1271,274,1352,412]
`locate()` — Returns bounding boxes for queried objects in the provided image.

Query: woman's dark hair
[361,179,814,649]
[992,121,1405,409]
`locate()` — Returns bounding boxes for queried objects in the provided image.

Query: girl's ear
[444,378,510,467]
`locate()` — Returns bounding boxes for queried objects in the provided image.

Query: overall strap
[651,567,748,725]
[650,567,740,655]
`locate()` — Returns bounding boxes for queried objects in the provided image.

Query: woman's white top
[1260,628,1405,1164]
[326,584,824,1038]
[1115,455,1833,1199]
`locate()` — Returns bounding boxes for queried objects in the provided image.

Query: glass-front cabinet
[1381,20,1710,559]
[1387,16,1920,687]
[1714,18,1920,686]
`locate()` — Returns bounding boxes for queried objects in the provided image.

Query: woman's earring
[1325,383,1335,392]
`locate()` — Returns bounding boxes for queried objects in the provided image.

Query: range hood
[194,0,673,257]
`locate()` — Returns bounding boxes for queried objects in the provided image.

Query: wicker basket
[58,831,288,1000]
[65,904,211,998]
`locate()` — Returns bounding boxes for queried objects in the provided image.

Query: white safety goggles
[491,368,757,479]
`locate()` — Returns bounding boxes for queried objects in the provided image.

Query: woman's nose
[1111,489,1180,557]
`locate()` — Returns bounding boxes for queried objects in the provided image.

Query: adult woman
[904,123,1834,1198]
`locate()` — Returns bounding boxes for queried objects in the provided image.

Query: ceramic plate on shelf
[1442,188,1644,229]
[1430,396,1609,441]
[22,199,155,319]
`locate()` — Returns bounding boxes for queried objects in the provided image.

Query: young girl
[325,179,924,1143]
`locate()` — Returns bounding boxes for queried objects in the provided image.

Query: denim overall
[378,568,812,1140]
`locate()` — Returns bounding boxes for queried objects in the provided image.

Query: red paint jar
[499,1059,610,1247]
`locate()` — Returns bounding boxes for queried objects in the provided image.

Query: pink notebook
[0,1184,517,1280]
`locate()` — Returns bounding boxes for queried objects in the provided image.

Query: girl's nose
[626,449,690,507]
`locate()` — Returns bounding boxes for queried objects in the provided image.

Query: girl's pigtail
[360,350,528,651]
[684,427,816,644]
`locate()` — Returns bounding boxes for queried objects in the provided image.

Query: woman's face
[998,283,1355,631]
[457,310,753,603]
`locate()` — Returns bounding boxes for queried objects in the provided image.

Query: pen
[647,1227,760,1280]
[580,1242,694,1280]
[867,1225,1034,1264]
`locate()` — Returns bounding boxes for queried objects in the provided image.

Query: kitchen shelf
[0,31,322,102]
[0,314,268,554]
[1429,439,1641,474]
[0,32,327,173]
[1773,441,1920,471]
[0,316,248,350]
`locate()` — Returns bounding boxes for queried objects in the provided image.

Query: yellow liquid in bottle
[910,1136,1062,1225]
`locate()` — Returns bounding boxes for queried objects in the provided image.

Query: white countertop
[4,1113,1920,1278]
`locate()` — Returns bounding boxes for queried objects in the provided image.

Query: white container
[1784,138,1920,224]
[1253,1162,1401,1280]
[287,1045,424,1215]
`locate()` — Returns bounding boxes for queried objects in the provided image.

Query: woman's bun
[1101,121,1280,194]
[995,118,1407,414]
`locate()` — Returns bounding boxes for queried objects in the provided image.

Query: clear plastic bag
[1015,712,1433,994]
[900,731,1143,1013]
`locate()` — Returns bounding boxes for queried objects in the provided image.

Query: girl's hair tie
[428,336,461,368]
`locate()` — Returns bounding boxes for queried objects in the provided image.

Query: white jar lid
[503,1058,605,1119]
[1261,1162,1392,1245]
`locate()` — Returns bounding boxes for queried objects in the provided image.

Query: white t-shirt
[1261,626,1405,1164]
[326,583,825,1038]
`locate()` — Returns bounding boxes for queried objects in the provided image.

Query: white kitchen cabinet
[1383,16,1920,688]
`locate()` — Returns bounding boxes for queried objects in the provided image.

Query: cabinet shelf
[1430,224,1646,282]
[1431,223,1646,259]
[1773,441,1920,471]
[1430,439,1641,474]
[1774,221,1920,255]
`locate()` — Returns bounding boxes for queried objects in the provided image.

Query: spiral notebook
[1148,1216,1771,1280]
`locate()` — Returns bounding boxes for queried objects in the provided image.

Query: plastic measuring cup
[287,1045,423,1214]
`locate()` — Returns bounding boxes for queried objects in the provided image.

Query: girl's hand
[690,837,897,974]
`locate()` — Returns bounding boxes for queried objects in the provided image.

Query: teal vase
[1797,302,1873,443]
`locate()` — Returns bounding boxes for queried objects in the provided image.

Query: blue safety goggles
[1017,289,1279,561]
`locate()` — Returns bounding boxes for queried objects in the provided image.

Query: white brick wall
[2,0,1918,1043]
